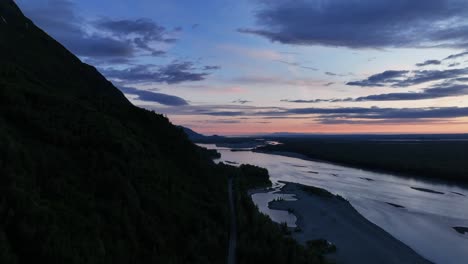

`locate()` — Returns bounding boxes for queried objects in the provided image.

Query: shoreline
[265,182,432,264]
[253,149,468,188]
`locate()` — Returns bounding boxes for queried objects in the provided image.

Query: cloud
[449,62,461,67]
[18,0,176,62]
[287,106,466,120]
[118,86,188,106]
[232,99,252,104]
[239,0,468,49]
[101,61,217,84]
[416,60,442,67]
[197,119,242,124]
[203,65,221,70]
[284,81,468,103]
[325,72,349,77]
[144,102,468,122]
[353,83,468,101]
[444,51,468,60]
[276,60,318,71]
[232,75,324,87]
[93,18,177,54]
[19,0,132,59]
[281,99,331,103]
[347,70,409,87]
[278,107,468,121]
[94,18,173,41]
[347,68,468,87]
[316,118,464,125]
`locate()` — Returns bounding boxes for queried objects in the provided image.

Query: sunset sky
[17,0,468,135]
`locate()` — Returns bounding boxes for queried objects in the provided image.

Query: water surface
[200,144,468,264]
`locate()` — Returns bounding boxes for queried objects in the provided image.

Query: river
[199,144,468,264]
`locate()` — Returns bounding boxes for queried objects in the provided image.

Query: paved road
[227,177,237,264]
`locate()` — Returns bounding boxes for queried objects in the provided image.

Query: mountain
[0,1,229,263]
[180,126,227,142]
[180,126,209,141]
[0,1,326,264]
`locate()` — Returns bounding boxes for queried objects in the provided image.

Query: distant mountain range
[181,127,468,142]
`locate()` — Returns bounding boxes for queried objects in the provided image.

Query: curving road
[227,177,237,264]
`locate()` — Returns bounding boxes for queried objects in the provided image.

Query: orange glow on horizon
[170,115,468,136]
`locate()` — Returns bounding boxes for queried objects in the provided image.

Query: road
[227,177,237,264]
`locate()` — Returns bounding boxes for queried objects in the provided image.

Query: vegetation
[231,164,328,264]
[0,1,328,263]
[0,2,233,263]
[306,240,337,255]
[257,137,468,183]
[301,185,334,198]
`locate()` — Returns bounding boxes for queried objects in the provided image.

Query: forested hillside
[0,1,230,262]
[0,1,325,263]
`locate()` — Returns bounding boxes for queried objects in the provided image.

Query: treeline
[258,138,468,183]
[225,164,328,264]
[0,73,231,263]
[0,1,332,262]
[1,1,230,262]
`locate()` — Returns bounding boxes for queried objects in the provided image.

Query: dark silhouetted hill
[0,1,326,264]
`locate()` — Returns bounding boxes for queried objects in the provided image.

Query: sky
[16,0,468,135]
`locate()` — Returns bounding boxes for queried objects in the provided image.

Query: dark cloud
[347,70,409,87]
[65,35,135,58]
[195,111,247,117]
[212,106,468,121]
[444,51,468,60]
[284,82,468,103]
[151,50,167,57]
[325,72,349,77]
[239,0,468,48]
[18,0,134,59]
[316,118,459,125]
[416,60,442,67]
[102,62,212,84]
[94,18,171,40]
[200,119,242,124]
[203,65,221,70]
[94,18,177,55]
[158,104,468,120]
[18,0,177,62]
[349,107,468,120]
[278,107,468,120]
[118,86,188,106]
[347,68,468,87]
[324,82,335,87]
[352,84,468,101]
[232,99,252,104]
[449,62,461,67]
[143,102,468,124]
[281,99,331,103]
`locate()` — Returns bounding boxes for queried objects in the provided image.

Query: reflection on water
[199,144,468,264]
[251,187,297,227]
